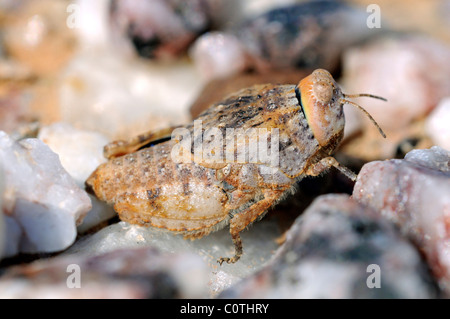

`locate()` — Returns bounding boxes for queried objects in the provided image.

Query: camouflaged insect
[86,69,386,264]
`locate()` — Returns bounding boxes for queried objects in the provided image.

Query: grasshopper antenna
[341,93,387,138]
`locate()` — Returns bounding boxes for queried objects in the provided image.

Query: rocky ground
[0,0,449,299]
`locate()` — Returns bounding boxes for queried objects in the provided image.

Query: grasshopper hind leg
[218,189,284,265]
[218,232,243,265]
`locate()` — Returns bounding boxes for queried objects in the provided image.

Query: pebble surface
[342,35,450,131]
[220,194,439,298]
[0,131,92,257]
[426,98,450,150]
[0,247,209,298]
[353,147,450,295]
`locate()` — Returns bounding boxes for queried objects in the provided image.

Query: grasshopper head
[297,69,386,147]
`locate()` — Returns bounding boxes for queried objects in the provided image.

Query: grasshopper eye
[313,81,333,105]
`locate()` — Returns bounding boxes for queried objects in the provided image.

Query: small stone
[0,131,92,256]
[192,1,380,80]
[3,216,21,258]
[426,98,450,150]
[353,147,450,295]
[190,32,249,82]
[72,0,111,51]
[76,195,116,234]
[38,123,116,232]
[59,51,200,140]
[109,0,219,60]
[2,0,76,75]
[0,90,33,135]
[37,123,116,232]
[220,194,438,298]
[38,123,109,188]
[404,146,450,172]
[342,35,450,131]
[0,247,209,298]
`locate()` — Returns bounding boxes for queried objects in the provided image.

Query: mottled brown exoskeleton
[86,69,386,264]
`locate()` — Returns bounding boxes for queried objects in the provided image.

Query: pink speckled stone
[353,147,450,295]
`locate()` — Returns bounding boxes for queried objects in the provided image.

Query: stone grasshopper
[86,69,386,264]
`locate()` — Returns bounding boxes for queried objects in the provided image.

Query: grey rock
[353,147,450,295]
[404,146,449,172]
[0,247,209,298]
[2,216,21,258]
[220,194,439,298]
[193,1,382,81]
[110,0,220,60]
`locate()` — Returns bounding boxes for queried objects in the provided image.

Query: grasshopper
[86,69,386,264]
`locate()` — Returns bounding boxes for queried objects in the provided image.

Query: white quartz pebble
[426,98,450,150]
[59,51,201,140]
[38,123,116,233]
[343,36,450,130]
[0,131,92,256]
[38,122,109,188]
